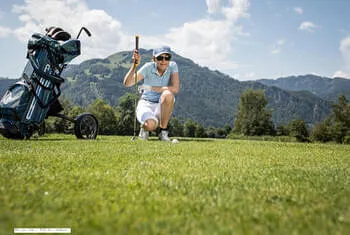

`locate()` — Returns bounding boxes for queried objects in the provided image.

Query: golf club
[76,27,91,39]
[131,35,139,141]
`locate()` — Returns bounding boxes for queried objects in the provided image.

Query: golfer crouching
[123,46,180,141]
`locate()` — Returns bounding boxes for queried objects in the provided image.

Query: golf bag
[0,26,98,139]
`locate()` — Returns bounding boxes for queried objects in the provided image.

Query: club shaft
[133,35,139,139]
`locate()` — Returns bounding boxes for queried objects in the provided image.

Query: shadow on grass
[177,138,216,142]
[146,137,216,142]
[1,136,92,142]
[24,138,75,142]
[30,137,100,142]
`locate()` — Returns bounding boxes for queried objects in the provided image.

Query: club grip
[135,35,139,50]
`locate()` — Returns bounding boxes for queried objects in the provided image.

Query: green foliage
[206,126,216,138]
[44,98,85,134]
[40,95,232,138]
[183,119,196,137]
[1,135,350,234]
[87,99,118,135]
[89,64,111,76]
[276,124,289,136]
[223,124,232,135]
[331,95,350,143]
[115,92,137,135]
[195,124,207,138]
[168,117,184,137]
[52,99,73,133]
[287,119,309,142]
[344,136,350,144]
[311,95,350,144]
[310,118,334,143]
[233,89,275,136]
[68,105,86,118]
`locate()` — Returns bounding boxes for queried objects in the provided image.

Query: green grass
[1,134,349,235]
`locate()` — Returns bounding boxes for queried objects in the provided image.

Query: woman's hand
[132,49,141,65]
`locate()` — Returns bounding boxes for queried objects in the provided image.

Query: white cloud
[11,0,130,63]
[206,0,250,21]
[271,48,280,54]
[230,71,255,81]
[160,0,250,71]
[294,7,303,15]
[310,72,322,77]
[298,21,317,32]
[222,0,250,22]
[332,70,350,79]
[244,72,255,78]
[277,40,285,46]
[0,26,12,38]
[334,37,350,78]
[271,39,285,54]
[340,37,350,69]
[10,0,250,71]
[163,19,233,63]
[206,0,222,14]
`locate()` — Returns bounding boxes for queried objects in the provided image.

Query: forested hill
[1,50,333,127]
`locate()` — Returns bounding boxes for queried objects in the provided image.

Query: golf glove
[138,84,152,93]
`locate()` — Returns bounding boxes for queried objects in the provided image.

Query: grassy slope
[1,135,349,235]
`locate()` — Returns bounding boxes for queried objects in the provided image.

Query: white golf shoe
[138,127,149,140]
[159,130,170,142]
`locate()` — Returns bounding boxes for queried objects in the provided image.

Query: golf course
[1,134,349,234]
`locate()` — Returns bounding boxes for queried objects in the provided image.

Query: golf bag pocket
[24,75,58,124]
[0,81,31,122]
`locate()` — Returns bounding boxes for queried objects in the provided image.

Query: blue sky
[1,0,350,81]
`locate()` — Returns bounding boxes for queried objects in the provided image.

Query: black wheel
[74,113,98,139]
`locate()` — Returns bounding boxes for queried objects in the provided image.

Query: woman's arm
[151,72,180,94]
[123,50,144,87]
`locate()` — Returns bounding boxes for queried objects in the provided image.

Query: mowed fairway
[1,134,349,235]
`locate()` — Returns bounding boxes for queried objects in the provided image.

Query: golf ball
[172,139,179,144]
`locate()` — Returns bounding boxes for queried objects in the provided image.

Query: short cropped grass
[1,134,349,234]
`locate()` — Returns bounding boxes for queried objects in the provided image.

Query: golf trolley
[0,26,98,139]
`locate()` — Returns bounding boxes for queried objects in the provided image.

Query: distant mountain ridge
[0,51,342,127]
[257,75,350,101]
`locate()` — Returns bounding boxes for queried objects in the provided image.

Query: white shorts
[136,99,161,126]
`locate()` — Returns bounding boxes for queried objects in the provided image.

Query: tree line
[45,93,232,138]
[232,89,350,144]
[46,89,350,144]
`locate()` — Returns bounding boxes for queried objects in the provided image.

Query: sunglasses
[156,55,171,61]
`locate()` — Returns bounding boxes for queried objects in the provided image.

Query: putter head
[131,136,136,141]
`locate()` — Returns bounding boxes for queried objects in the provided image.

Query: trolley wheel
[74,113,98,139]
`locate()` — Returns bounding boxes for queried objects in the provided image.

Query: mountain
[241,82,331,125]
[60,50,332,126]
[0,51,333,127]
[257,75,350,101]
